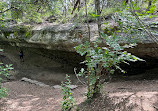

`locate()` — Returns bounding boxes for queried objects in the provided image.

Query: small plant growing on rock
[0,49,13,98]
[61,74,76,111]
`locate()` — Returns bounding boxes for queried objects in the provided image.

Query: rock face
[0,21,158,78]
[127,43,158,59]
[29,23,81,51]
[0,23,99,51]
[0,22,158,59]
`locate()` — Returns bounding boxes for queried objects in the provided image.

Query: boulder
[53,85,78,89]
[21,77,49,87]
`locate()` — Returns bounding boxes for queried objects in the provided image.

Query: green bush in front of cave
[75,32,144,99]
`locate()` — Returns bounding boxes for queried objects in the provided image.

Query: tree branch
[71,0,80,14]
[74,68,87,86]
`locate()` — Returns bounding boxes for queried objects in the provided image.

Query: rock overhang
[0,23,158,59]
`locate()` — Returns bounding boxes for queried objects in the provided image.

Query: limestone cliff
[0,21,158,59]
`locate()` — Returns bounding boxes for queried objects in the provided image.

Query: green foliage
[0,49,13,98]
[101,8,116,17]
[112,11,146,43]
[0,0,157,24]
[61,74,76,111]
[113,0,158,43]
[104,25,119,36]
[75,33,144,99]
[130,0,158,15]
[0,87,8,98]
[0,0,54,23]
[17,25,33,39]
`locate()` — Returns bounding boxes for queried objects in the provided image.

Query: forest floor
[0,48,158,111]
[0,81,86,111]
[1,73,158,111]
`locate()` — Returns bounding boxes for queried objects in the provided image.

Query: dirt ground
[80,80,158,111]
[0,46,158,111]
[0,78,158,111]
[0,81,86,111]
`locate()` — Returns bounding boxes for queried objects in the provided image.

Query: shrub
[75,33,144,99]
[0,49,13,98]
[61,74,76,111]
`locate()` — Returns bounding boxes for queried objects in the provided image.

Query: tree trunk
[95,0,101,37]
[93,63,102,98]
[147,0,152,11]
[64,0,67,18]
[85,0,91,99]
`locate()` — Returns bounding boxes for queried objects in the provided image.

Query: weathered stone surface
[0,22,158,59]
[0,23,98,51]
[69,85,78,89]
[21,77,49,87]
[53,85,61,89]
[126,43,158,59]
[53,85,78,89]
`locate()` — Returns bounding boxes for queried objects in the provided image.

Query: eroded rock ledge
[0,22,158,59]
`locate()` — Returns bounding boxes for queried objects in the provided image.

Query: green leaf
[122,1,126,6]
[81,68,84,73]
[90,13,99,18]
[134,7,140,10]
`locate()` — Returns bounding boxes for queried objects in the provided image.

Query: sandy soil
[0,81,86,111]
[0,79,158,111]
[79,80,158,111]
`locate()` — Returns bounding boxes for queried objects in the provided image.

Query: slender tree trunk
[95,0,101,37]
[64,0,67,18]
[77,0,80,11]
[147,0,152,11]
[93,63,102,98]
[85,0,91,99]
[85,0,90,42]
